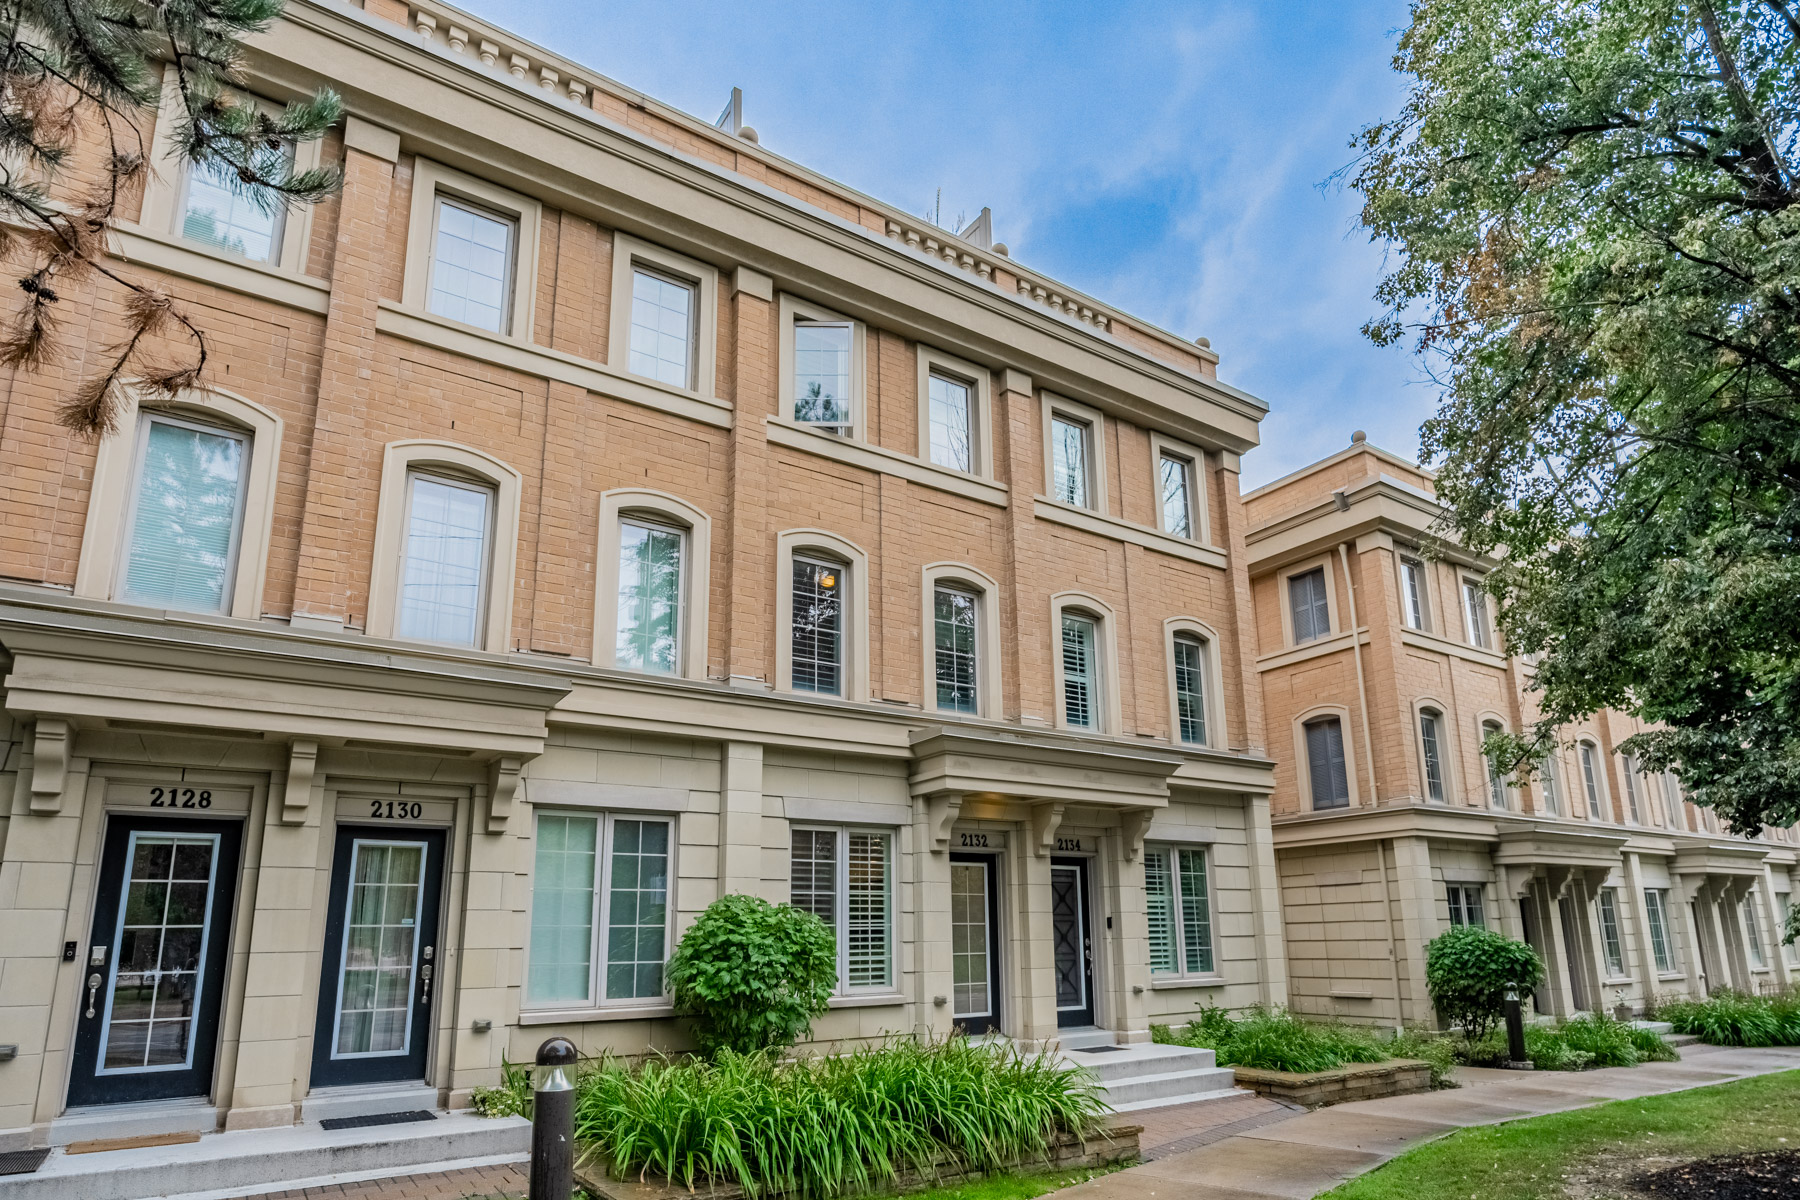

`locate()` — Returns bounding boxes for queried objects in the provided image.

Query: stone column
[717,742,765,897]
[1756,867,1795,987]
[1387,836,1435,1025]
[1096,824,1149,1042]
[1666,871,1704,999]
[910,794,957,1040]
[1009,819,1059,1046]
[1535,877,1575,1018]
[1619,854,1659,1011]
[1214,454,1265,756]
[1243,792,1289,1008]
[447,786,527,1106]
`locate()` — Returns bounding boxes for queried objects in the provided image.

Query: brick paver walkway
[248,1160,528,1200]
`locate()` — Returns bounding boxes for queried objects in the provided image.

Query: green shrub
[469,1056,532,1117]
[1459,1014,1677,1070]
[1154,1007,1392,1073]
[571,1037,1106,1198]
[1660,988,1800,1046]
[1386,1027,1459,1087]
[665,894,838,1056]
[1424,926,1546,1039]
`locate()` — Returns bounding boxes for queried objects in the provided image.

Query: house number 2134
[1055,837,1084,852]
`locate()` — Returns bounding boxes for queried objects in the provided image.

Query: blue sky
[473,0,1428,487]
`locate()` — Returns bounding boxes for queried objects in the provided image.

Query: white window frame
[916,346,994,478]
[523,809,677,1012]
[1661,772,1685,830]
[1598,888,1627,977]
[1148,432,1209,543]
[1279,555,1339,647]
[788,824,898,995]
[76,384,283,621]
[1579,740,1608,820]
[1743,896,1767,969]
[1644,888,1676,974]
[1050,592,1122,734]
[607,232,720,397]
[365,440,522,652]
[594,489,711,680]
[392,470,496,649]
[921,563,1003,720]
[1164,617,1226,749]
[1779,895,1797,965]
[1479,718,1509,809]
[1539,751,1565,816]
[402,158,541,342]
[1620,753,1644,824]
[774,529,871,703]
[113,412,252,617]
[1040,394,1109,514]
[1397,551,1431,631]
[1414,701,1452,804]
[779,293,866,440]
[1446,883,1486,928]
[1462,576,1493,649]
[1144,843,1217,979]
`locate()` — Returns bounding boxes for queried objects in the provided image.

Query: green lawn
[1320,1069,1800,1200]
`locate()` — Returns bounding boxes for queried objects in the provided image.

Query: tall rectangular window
[1305,717,1350,809]
[1541,755,1562,815]
[1462,579,1491,649]
[1061,614,1099,728]
[1598,889,1625,976]
[614,520,683,674]
[1289,567,1330,643]
[791,557,844,694]
[789,827,892,992]
[428,196,515,334]
[1146,846,1213,976]
[628,267,697,389]
[1172,635,1208,745]
[395,473,493,647]
[933,586,979,714]
[526,812,671,1007]
[120,415,249,614]
[1621,754,1643,823]
[1662,772,1684,829]
[927,373,974,473]
[1483,722,1507,808]
[793,320,853,432]
[1447,884,1486,928]
[1744,898,1766,968]
[1580,743,1604,818]
[1420,711,1447,802]
[1050,416,1091,508]
[1400,556,1428,629]
[1644,888,1674,973]
[1781,896,1798,965]
[183,157,286,263]
[1159,452,1195,538]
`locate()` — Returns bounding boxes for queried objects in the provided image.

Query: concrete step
[1064,1042,1217,1082]
[47,1098,218,1148]
[299,1082,441,1124]
[0,1110,529,1200]
[1054,1026,1119,1051]
[1632,1020,1674,1036]
[1098,1066,1241,1110]
[1668,1033,1703,1047]
[1109,1082,1245,1114]
[1059,1041,1243,1112]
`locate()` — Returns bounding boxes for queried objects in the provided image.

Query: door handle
[85,973,102,1019]
[420,946,435,1004]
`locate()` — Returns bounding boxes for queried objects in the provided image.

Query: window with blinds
[1288,567,1330,643]
[1061,614,1099,728]
[525,811,672,1008]
[120,415,250,614]
[791,556,845,694]
[1146,845,1214,976]
[1173,635,1208,745]
[1305,717,1349,809]
[789,827,892,992]
[934,586,980,713]
[184,155,288,263]
[615,519,684,673]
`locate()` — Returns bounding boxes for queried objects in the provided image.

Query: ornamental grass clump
[1152,1006,1392,1073]
[572,1037,1106,1198]
[1461,1013,1677,1070]
[1660,989,1800,1047]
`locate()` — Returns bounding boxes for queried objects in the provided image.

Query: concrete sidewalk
[1055,1043,1800,1200]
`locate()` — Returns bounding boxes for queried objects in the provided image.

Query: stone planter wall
[1229,1058,1433,1107]
[575,1118,1142,1200]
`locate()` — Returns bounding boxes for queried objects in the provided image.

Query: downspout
[1337,540,1379,804]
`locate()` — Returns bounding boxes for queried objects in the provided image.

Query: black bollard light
[530,1036,579,1200]
[1503,986,1531,1069]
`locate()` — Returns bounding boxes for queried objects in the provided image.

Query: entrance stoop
[1055,1028,1242,1112]
[0,1110,529,1200]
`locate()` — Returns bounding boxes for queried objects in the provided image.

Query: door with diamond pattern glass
[1050,857,1095,1028]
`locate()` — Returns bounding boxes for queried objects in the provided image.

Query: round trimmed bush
[666,894,838,1055]
[1424,925,1546,1039]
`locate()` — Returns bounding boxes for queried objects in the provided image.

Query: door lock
[89,944,107,967]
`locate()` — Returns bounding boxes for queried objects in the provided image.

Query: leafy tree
[1,0,341,435]
[1425,925,1546,1039]
[665,894,838,1056]
[1353,0,1800,832]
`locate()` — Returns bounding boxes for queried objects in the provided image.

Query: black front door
[310,826,446,1088]
[949,852,1002,1034]
[1051,857,1096,1028]
[69,814,242,1107]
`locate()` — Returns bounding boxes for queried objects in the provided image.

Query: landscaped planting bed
[1657,988,1800,1047]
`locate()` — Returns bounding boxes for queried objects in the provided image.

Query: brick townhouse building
[0,0,1290,1148]
[1245,435,1800,1029]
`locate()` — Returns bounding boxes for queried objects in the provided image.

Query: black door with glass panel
[1050,857,1096,1028]
[69,814,242,1106]
[311,827,446,1088]
[949,853,1002,1034]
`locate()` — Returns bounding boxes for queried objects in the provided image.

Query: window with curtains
[1159,452,1195,538]
[1579,743,1604,818]
[183,155,288,263]
[1050,415,1092,508]
[1744,898,1766,968]
[1644,888,1674,973]
[1462,578,1492,649]
[1288,567,1330,643]
[1172,634,1209,745]
[1598,889,1625,976]
[1419,709,1447,802]
[791,556,845,694]
[1061,613,1100,728]
[628,266,698,389]
[928,373,975,473]
[1447,884,1486,928]
[394,472,495,647]
[793,319,854,433]
[789,827,893,991]
[933,586,979,714]
[428,195,517,334]
[118,414,251,614]
[1483,721,1508,808]
[526,812,672,1007]
[1145,845,1214,976]
[1399,555,1429,630]
[1304,716,1349,810]
[1621,754,1643,823]
[614,518,684,674]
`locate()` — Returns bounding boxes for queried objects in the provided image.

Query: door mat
[67,1131,201,1155]
[320,1110,438,1131]
[1074,1045,1127,1053]
[0,1148,51,1175]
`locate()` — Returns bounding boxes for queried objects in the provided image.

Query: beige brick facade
[0,0,1286,1146]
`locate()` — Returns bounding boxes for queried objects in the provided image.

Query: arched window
[1418,707,1448,803]
[1482,720,1507,809]
[1164,618,1225,749]
[1050,593,1121,733]
[775,530,871,702]
[595,489,711,680]
[1578,740,1606,819]
[922,563,1003,719]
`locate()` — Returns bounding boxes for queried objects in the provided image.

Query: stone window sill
[827,991,908,1009]
[1149,974,1226,990]
[519,1003,674,1024]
